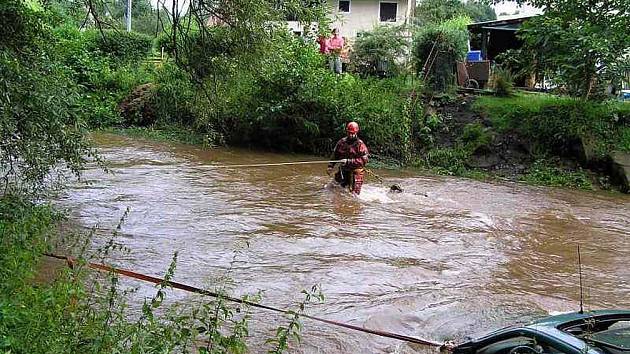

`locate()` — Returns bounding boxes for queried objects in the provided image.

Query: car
[450,310,630,354]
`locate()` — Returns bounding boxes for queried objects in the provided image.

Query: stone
[467,153,501,169]
[573,136,597,165]
[610,151,630,193]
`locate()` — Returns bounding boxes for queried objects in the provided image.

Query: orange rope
[44,253,444,348]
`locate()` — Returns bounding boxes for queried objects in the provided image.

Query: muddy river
[57,133,630,353]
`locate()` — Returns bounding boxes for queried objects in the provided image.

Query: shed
[467,16,535,61]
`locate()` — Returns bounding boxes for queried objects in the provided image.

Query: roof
[530,309,630,328]
[467,15,536,31]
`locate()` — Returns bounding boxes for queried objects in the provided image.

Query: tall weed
[0,197,320,353]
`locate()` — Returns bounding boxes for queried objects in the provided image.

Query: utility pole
[125,0,132,32]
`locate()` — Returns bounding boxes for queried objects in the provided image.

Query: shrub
[422,147,470,175]
[0,45,95,190]
[152,30,422,161]
[495,48,537,87]
[0,196,320,353]
[83,30,153,63]
[187,34,423,161]
[521,159,592,190]
[412,16,470,92]
[617,127,630,152]
[151,62,197,126]
[489,67,514,97]
[51,26,153,128]
[0,0,45,51]
[461,122,492,153]
[351,25,410,77]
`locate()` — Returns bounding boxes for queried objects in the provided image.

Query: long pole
[125,0,132,32]
[578,243,584,313]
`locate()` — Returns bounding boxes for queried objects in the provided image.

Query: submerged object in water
[389,184,404,193]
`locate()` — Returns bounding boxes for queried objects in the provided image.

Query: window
[338,0,350,13]
[379,2,397,22]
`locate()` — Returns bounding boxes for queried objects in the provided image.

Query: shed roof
[467,15,536,32]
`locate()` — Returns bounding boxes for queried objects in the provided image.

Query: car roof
[528,309,630,328]
[453,310,630,354]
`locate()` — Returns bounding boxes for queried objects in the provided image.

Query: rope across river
[44,253,445,349]
[201,159,390,188]
[48,161,422,346]
[202,160,344,169]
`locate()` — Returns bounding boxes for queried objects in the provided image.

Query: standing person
[327,122,369,195]
[327,28,345,74]
[316,33,329,55]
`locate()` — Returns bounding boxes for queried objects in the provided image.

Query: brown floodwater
[56,133,630,353]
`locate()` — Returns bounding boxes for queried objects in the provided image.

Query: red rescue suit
[328,137,369,194]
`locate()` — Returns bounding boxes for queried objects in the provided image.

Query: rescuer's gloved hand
[340,158,349,165]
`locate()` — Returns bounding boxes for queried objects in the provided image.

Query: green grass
[616,126,630,152]
[473,94,630,160]
[520,160,592,190]
[472,93,573,131]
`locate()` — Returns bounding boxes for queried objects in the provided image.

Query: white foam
[357,185,397,204]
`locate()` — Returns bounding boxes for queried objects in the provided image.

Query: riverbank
[414,92,630,191]
[104,91,630,192]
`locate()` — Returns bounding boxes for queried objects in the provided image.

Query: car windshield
[577,321,630,353]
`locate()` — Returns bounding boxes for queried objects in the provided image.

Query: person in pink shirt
[317,34,329,54]
[327,28,345,74]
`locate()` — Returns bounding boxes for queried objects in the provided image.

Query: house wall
[327,0,412,38]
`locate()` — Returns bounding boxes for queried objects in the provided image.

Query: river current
[56,133,630,353]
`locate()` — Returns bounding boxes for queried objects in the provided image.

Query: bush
[412,16,470,92]
[51,25,153,128]
[0,196,320,353]
[489,67,514,97]
[84,30,153,63]
[0,46,94,190]
[617,127,630,152]
[351,25,410,77]
[421,147,470,175]
[461,122,492,153]
[0,0,44,51]
[521,160,592,190]
[156,33,422,162]
[152,62,197,126]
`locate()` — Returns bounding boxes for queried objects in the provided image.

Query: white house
[288,0,416,38]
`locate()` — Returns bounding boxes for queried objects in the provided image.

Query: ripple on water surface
[57,133,630,353]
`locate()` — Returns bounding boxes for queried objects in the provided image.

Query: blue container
[466,50,482,62]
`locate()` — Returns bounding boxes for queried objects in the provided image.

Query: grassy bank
[469,93,630,189]
[0,196,81,352]
[474,94,630,157]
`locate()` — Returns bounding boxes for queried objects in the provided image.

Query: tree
[415,0,496,25]
[415,0,464,25]
[351,25,410,77]
[49,0,167,36]
[1,0,95,193]
[463,0,496,22]
[504,0,630,99]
